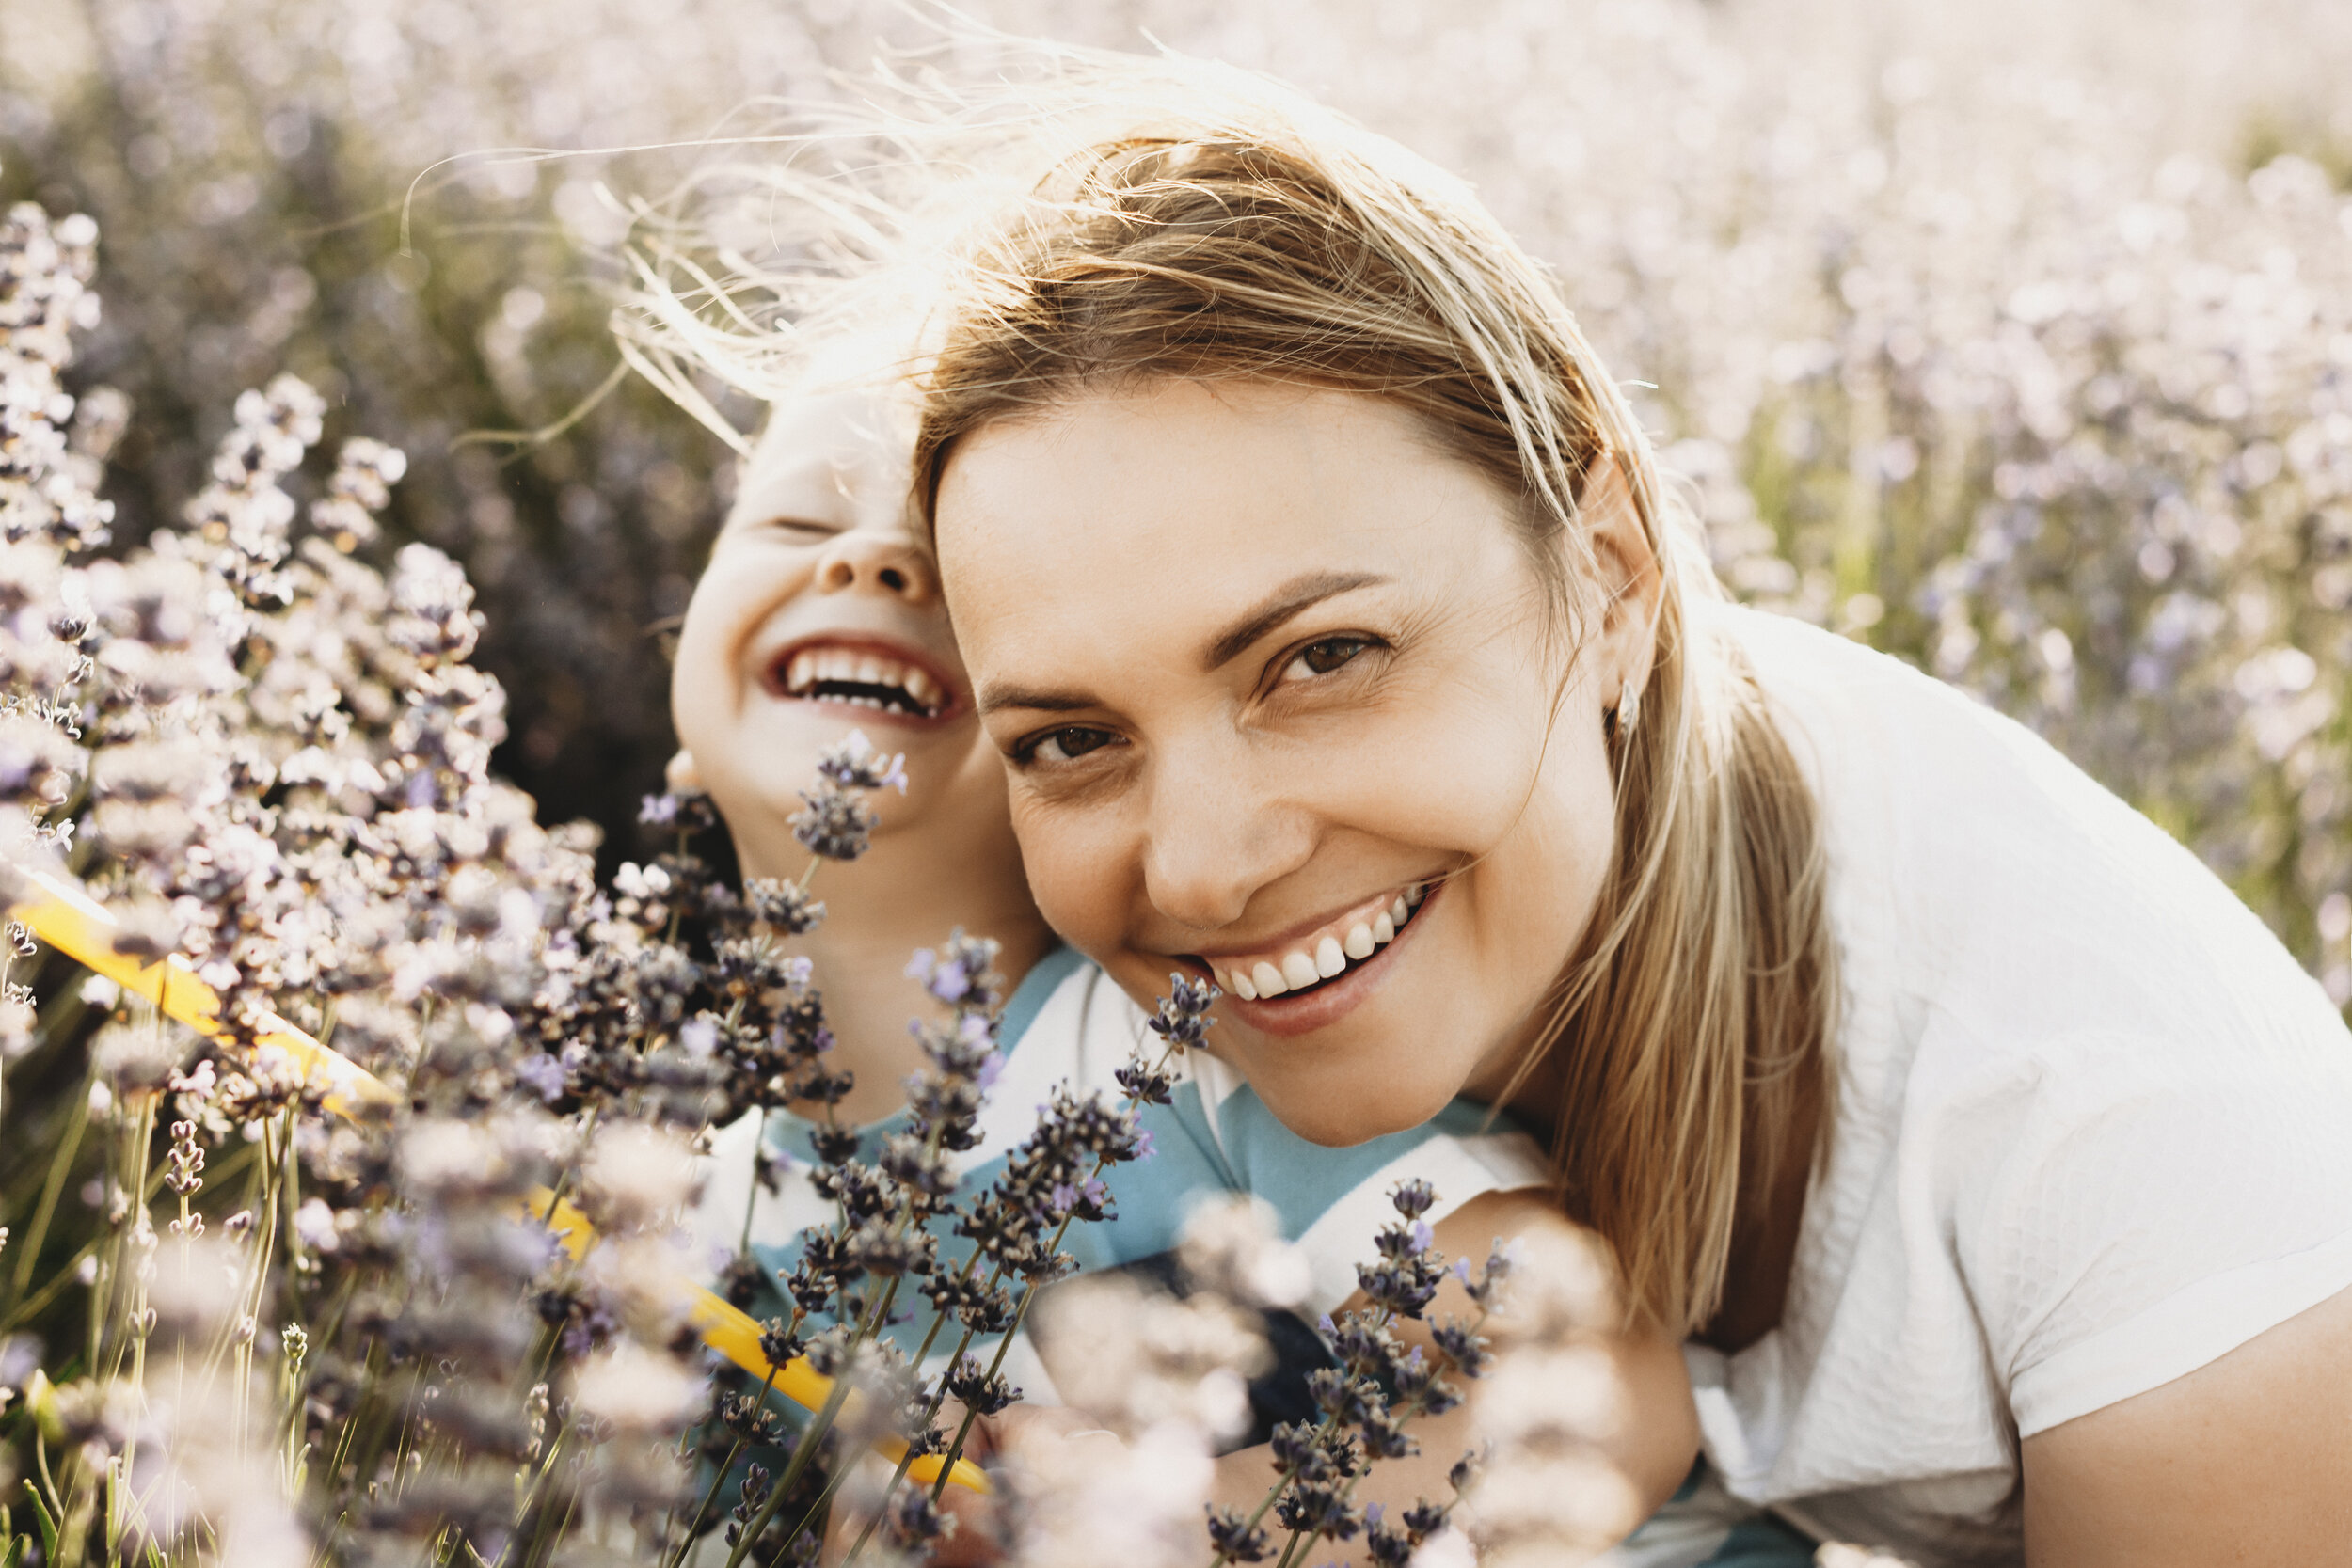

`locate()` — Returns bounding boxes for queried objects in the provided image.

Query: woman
[906,71,2352,1564]
[660,358,1694,1560]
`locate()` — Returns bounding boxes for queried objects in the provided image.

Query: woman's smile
[1190,878,1438,1037]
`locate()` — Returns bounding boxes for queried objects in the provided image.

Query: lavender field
[7,0,2351,987]
[0,0,2347,1562]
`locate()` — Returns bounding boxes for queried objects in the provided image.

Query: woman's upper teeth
[1214,884,1427,1001]
[782,645,944,714]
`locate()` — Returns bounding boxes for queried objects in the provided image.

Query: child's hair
[901,60,1837,1337]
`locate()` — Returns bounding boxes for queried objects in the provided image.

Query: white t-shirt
[1674,605,2352,1561]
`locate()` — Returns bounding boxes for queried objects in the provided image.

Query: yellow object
[535,1186,987,1494]
[8,863,990,1496]
[8,863,394,1117]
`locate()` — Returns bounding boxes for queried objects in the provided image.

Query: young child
[669,365,1700,1558]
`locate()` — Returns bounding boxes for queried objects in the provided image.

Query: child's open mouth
[769,640,953,721]
[1197,880,1432,1004]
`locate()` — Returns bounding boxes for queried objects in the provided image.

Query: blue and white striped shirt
[694,945,1549,1397]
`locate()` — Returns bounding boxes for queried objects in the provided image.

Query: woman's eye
[1285,636,1374,679]
[1021,726,1120,766]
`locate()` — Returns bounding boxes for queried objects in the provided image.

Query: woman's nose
[812,530,936,605]
[1138,756,1314,934]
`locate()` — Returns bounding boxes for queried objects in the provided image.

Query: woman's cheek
[1300,689,1554,859]
[1009,797,1130,954]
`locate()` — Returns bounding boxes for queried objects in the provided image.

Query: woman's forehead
[939,379,1509,543]
[934,379,1531,683]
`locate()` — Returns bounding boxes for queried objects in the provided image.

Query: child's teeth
[1343,922,1374,960]
[905,669,941,709]
[1314,936,1346,978]
[1372,911,1395,944]
[1251,960,1288,998]
[1228,967,1257,1000]
[1280,952,1319,990]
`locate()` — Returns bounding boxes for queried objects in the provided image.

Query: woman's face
[936,379,1655,1145]
[673,388,1014,879]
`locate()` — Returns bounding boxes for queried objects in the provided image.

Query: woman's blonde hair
[899,64,1837,1336]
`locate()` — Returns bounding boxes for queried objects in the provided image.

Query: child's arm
[1198,1187,1698,1544]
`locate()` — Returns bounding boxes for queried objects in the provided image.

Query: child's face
[673,388,1010,877]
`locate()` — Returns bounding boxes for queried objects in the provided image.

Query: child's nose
[814,531,935,604]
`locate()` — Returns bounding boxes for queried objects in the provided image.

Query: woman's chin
[1242,1062,1461,1149]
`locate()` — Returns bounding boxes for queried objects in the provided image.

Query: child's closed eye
[757,515,843,540]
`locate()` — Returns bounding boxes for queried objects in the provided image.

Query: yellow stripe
[10,866,989,1496]
[538,1187,986,1493]
[9,865,395,1117]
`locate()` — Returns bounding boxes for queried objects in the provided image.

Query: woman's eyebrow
[977,569,1391,716]
[977,683,1099,716]
[1200,570,1391,671]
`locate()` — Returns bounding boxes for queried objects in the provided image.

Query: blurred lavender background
[5,0,2350,998]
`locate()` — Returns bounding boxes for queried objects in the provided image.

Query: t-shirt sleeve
[1936,1022,2352,1437]
[1189,1063,1550,1318]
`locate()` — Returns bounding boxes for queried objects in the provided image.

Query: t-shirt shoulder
[1690,604,2352,1550]
[1720,602,2349,1096]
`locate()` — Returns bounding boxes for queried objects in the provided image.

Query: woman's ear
[1581,455,1663,708]
[665,748,705,794]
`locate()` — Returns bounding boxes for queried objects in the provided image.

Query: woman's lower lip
[1213,881,1441,1039]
